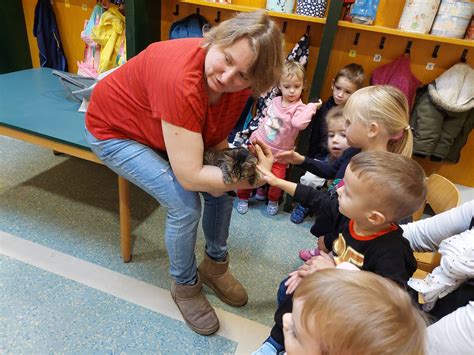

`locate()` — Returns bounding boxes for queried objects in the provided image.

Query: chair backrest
[412,174,461,221]
[412,174,461,273]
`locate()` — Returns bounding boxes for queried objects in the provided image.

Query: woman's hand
[275,149,305,165]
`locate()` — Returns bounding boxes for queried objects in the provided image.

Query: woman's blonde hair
[202,10,284,95]
[294,269,426,355]
[344,85,413,157]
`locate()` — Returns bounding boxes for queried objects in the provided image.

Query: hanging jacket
[371,56,421,109]
[91,6,126,73]
[33,0,68,71]
[411,63,474,162]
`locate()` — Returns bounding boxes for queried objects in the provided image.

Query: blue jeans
[85,128,233,284]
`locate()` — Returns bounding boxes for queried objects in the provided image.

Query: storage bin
[430,0,474,38]
[266,0,296,14]
[398,0,440,34]
[295,0,328,17]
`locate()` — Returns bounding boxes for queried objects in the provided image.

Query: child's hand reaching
[256,162,279,186]
[307,99,322,113]
[250,140,274,186]
[275,149,305,165]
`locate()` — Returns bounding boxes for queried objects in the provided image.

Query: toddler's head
[325,106,349,160]
[332,63,365,106]
[337,151,426,225]
[344,85,413,157]
[279,60,305,105]
[283,269,426,355]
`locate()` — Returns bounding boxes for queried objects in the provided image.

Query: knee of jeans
[172,197,202,222]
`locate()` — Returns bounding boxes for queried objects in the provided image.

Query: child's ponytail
[389,125,413,157]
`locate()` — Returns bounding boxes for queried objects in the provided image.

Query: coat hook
[306,25,311,35]
[405,40,413,55]
[282,21,288,33]
[379,36,386,50]
[173,4,179,16]
[432,44,440,58]
[353,32,360,46]
[215,10,221,22]
[196,7,200,15]
[461,49,468,63]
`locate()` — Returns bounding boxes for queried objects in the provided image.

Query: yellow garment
[91,6,126,73]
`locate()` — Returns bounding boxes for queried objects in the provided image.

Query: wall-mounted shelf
[179,0,326,24]
[338,21,474,47]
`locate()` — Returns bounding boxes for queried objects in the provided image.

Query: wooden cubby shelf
[179,0,326,24]
[339,21,474,47]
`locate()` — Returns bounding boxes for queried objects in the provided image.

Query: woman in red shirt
[85,10,283,335]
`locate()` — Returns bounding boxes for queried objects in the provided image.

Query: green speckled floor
[0,136,315,353]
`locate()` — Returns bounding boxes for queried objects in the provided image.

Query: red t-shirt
[85,38,251,151]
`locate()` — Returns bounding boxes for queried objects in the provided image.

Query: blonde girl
[344,85,413,157]
[277,84,413,181]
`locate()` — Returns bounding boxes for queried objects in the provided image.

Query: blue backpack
[169,14,210,40]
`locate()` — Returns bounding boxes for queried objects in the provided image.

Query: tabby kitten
[203,147,258,185]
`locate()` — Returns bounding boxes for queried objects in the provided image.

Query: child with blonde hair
[236,60,322,215]
[281,85,414,258]
[252,151,426,354]
[283,269,426,355]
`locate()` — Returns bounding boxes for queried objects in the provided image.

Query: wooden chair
[412,174,461,278]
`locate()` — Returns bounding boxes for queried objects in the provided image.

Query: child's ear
[367,210,386,225]
[367,122,380,138]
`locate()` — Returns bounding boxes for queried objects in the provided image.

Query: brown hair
[325,105,344,126]
[294,269,426,355]
[349,151,427,221]
[334,63,365,89]
[344,85,413,157]
[202,10,284,95]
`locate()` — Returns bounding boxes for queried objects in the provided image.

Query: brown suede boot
[170,275,219,335]
[198,253,248,307]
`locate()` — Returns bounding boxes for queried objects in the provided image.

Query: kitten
[204,147,258,185]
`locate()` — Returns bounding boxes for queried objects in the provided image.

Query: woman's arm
[162,121,272,193]
[402,200,474,252]
[426,302,474,354]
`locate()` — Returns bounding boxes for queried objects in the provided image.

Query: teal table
[0,68,132,262]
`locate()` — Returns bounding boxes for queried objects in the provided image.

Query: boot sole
[199,272,248,307]
[183,318,219,336]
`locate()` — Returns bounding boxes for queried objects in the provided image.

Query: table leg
[118,176,131,262]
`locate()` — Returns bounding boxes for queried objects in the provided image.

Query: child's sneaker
[290,203,309,224]
[255,187,267,201]
[267,200,279,215]
[236,199,249,214]
[298,248,320,262]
